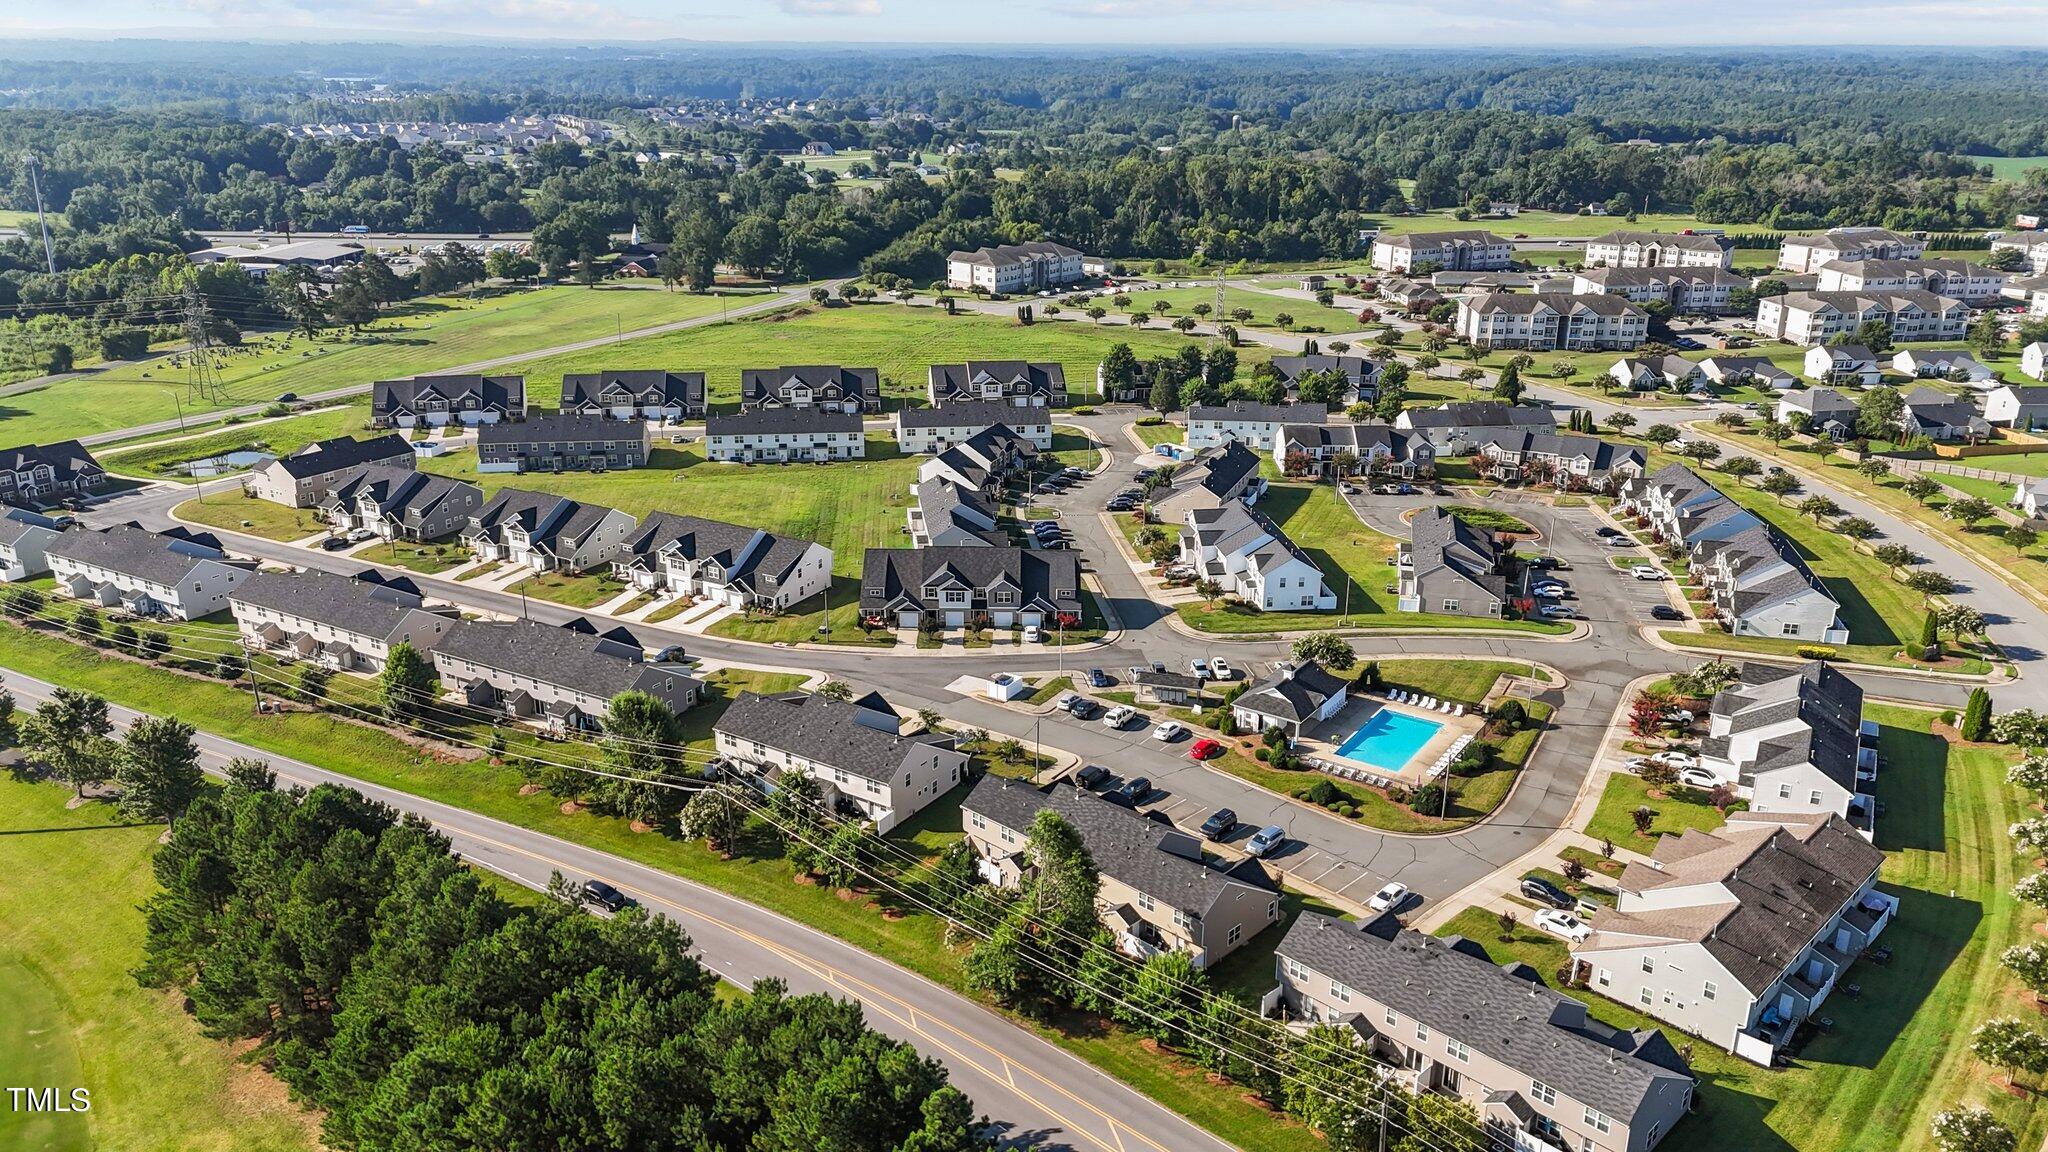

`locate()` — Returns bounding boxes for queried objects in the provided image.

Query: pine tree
[116,715,205,823]
[1962,687,1993,742]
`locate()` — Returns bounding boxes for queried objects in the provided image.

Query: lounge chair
[1393,689,1408,703]
[1454,704,1465,717]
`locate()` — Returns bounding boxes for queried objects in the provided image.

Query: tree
[818,679,854,701]
[820,820,870,890]
[680,783,747,855]
[18,688,116,798]
[1291,633,1356,670]
[768,772,826,875]
[1875,542,1920,572]
[1971,309,2006,358]
[378,641,438,725]
[1931,1105,2016,1152]
[2010,755,2048,800]
[1796,494,1841,522]
[595,690,684,826]
[116,715,204,823]
[1631,805,1656,835]
[2014,871,2048,911]
[531,201,612,279]
[2007,525,2040,554]
[1671,659,1739,699]
[2011,816,2048,856]
[1119,949,1208,1045]
[1906,569,1958,597]
[1608,412,1637,435]
[267,264,327,337]
[1971,1017,2048,1087]
[1856,387,1904,441]
[2003,942,2048,1001]
[1940,603,1988,640]
[1858,457,1894,483]
[295,663,332,705]
[1993,709,2048,750]
[1643,424,1680,446]
[1947,496,1995,528]
[1904,474,1943,504]
[1759,470,1800,496]
[964,916,1029,1001]
[1921,611,1943,660]
[1835,516,1878,540]
[1492,362,1523,403]
[1496,908,1518,940]
[1722,455,1761,481]
[1679,440,1720,466]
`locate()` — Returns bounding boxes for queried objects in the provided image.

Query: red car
[1187,738,1225,761]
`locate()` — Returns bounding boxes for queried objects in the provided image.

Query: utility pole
[21,153,56,274]
[182,283,222,406]
[241,637,264,714]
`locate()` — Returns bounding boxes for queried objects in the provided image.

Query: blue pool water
[1335,710,1444,772]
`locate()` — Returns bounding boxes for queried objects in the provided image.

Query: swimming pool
[1335,710,1445,773]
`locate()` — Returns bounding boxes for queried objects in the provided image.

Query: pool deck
[1298,695,1486,786]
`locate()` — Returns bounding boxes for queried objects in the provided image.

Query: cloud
[776,0,881,14]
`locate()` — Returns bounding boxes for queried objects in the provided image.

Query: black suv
[1108,777,1152,807]
[1519,877,1574,909]
[1199,809,1238,839]
[1075,764,1112,789]
[582,879,634,912]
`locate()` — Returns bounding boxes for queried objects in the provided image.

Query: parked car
[1113,777,1152,805]
[1074,764,1112,790]
[320,535,353,551]
[1062,695,1100,719]
[1022,625,1043,643]
[1677,767,1720,789]
[1199,808,1238,839]
[1538,604,1576,619]
[1103,705,1137,729]
[347,528,375,543]
[1187,659,1211,679]
[1032,521,1062,536]
[1663,708,1695,725]
[1532,908,1591,943]
[1649,750,1698,769]
[1208,657,1233,680]
[1151,660,1168,674]
[1106,499,1135,512]
[1372,484,1399,495]
[1086,668,1112,688]
[1649,605,1684,621]
[1595,526,1621,538]
[1529,556,1568,571]
[1531,582,1567,598]
[1368,882,1410,913]
[1606,535,1636,547]
[1188,738,1225,761]
[1245,825,1287,857]
[1153,720,1187,742]
[581,879,633,913]
[1521,877,1574,909]
[1630,565,1663,580]
[651,645,689,663]
[1339,483,1360,494]
[1125,666,1147,682]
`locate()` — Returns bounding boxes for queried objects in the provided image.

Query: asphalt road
[0,666,1233,1152]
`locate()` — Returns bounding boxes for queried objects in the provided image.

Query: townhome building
[2005,275,2048,319]
[1697,356,1797,391]
[926,361,1067,407]
[1801,344,1881,386]
[2027,341,2048,383]
[433,618,701,732]
[739,365,880,413]
[916,425,1038,493]
[1985,383,2048,430]
[945,241,1088,292]
[964,776,1282,967]
[1178,502,1335,612]
[1456,292,1648,351]
[245,434,414,507]
[1892,348,1993,384]
[1571,267,1746,313]
[1268,355,1382,406]
[560,370,706,421]
[1815,257,2010,303]
[895,401,1053,453]
[371,374,526,427]
[1618,464,1847,643]
[2015,477,2048,520]
[1395,401,1557,453]
[1274,911,1696,1152]
[320,466,484,542]
[1472,430,1646,491]
[47,524,252,620]
[1398,506,1512,618]
[1275,423,1434,479]
[1609,355,1705,394]
[477,409,651,473]
[1777,227,1926,274]
[0,508,67,581]
[704,408,867,462]
[1371,229,1513,273]
[231,569,459,675]
[1187,400,1325,452]
[1148,439,1265,522]
[1773,387,1859,440]
[909,476,1005,548]
[1898,386,1992,442]
[1990,232,2048,275]
[1755,290,1968,345]
[1584,230,1732,269]
[858,546,1081,633]
[1378,278,1444,311]
[1572,812,1894,1065]
[0,440,105,505]
[1229,660,1350,741]
[461,489,638,573]
[1696,662,1872,823]
[716,691,967,833]
[607,511,830,610]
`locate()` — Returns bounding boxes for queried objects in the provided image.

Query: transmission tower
[20,153,57,275]
[1213,269,1226,340]
[182,284,224,405]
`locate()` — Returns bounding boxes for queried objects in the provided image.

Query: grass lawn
[364,538,473,575]
[504,301,1251,408]
[1131,421,1183,449]
[703,579,898,647]
[1207,888,1351,1007]
[1969,154,2048,181]
[0,776,322,1152]
[174,492,326,541]
[1024,675,1075,706]
[1045,426,1102,471]
[1451,705,2042,1152]
[1112,286,1364,334]
[1172,481,1568,635]
[100,403,377,478]
[1437,503,1533,533]
[1937,473,2022,505]
[1584,773,1735,845]
[0,282,759,445]
[507,568,628,608]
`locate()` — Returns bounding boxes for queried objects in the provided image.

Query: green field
[1,282,763,445]
[1585,772,1735,844]
[1131,421,1182,449]
[1111,286,1364,334]
[0,777,321,1152]
[1969,155,2048,181]
[101,403,375,477]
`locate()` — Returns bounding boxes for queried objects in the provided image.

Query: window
[1284,957,1306,980]
[1810,790,1823,805]
[1641,957,1654,974]
[1583,1106,1612,1134]
[1782,622,1801,637]
[1442,599,1460,613]
[1703,980,1717,1001]
[1530,1080,1556,1106]
[1439,1068,1461,1093]
[1639,986,1653,1006]
[1384,1007,1399,1027]
[1415,1022,1430,1043]
[1137,892,1154,912]
[1779,783,1792,799]
[1330,981,1351,1004]
[1446,1038,1470,1063]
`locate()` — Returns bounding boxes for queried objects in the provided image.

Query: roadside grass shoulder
[174,492,325,541]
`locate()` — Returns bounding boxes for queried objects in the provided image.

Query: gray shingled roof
[1235,660,1349,724]
[706,407,864,436]
[716,691,954,782]
[926,361,1066,400]
[230,569,444,643]
[858,547,1082,615]
[47,524,230,585]
[897,399,1053,430]
[269,434,413,479]
[479,408,642,446]
[561,369,704,409]
[435,618,693,701]
[1189,400,1323,425]
[1398,401,1556,432]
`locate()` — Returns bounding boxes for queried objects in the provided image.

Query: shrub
[1492,698,1528,730]
[1298,779,1344,807]
[1254,747,1270,762]
[1410,782,1452,815]
[1794,644,1838,661]
[1135,415,1165,426]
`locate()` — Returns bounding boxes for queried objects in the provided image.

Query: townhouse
[1898,386,1991,442]
[2028,341,2048,383]
[1398,506,1512,618]
[1697,356,1797,391]
[1618,463,1847,643]
[926,360,1067,407]
[1570,267,1746,313]
[321,466,484,542]
[2016,477,2048,520]
[1815,257,2010,304]
[1177,502,1335,612]
[1892,348,1993,384]
[1777,227,1926,274]
[1186,400,1324,452]
[917,425,1038,493]
[1572,812,1894,1066]
[608,512,831,611]
[1990,232,2048,276]
[1395,401,1557,453]
[945,241,1088,293]
[1985,383,2048,430]
[560,369,707,421]
[0,440,105,505]
[1371,229,1514,273]
[1229,660,1349,740]
[477,409,652,473]
[1754,290,1968,346]
[461,489,638,573]
[703,408,867,463]
[1455,293,1649,351]
[2007,275,2048,320]
[1378,278,1445,311]
[1268,355,1382,406]
[231,569,459,675]
[0,507,64,581]
[716,690,967,833]
[1274,911,1696,1152]
[1472,430,1645,491]
[895,401,1053,454]
[859,546,1082,632]
[370,374,526,427]
[1148,439,1264,522]
[1801,344,1881,386]
[739,365,881,413]
[1274,423,1434,479]
[909,476,1005,547]
[245,433,415,507]
[47,524,252,620]
[432,618,701,731]
[1584,229,1732,270]
[1696,662,1871,823]
[1608,355,1705,394]
[963,776,1282,968]
[1773,387,1859,439]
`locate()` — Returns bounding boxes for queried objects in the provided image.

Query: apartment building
[1754,290,1968,345]
[703,408,867,462]
[1395,401,1557,453]
[716,691,967,833]
[926,360,1067,407]
[1274,423,1434,479]
[1186,400,1325,452]
[560,370,707,421]
[433,618,701,732]
[1777,227,1926,274]
[47,525,252,620]
[477,410,652,473]
[1815,257,2010,303]
[0,508,64,581]
[895,400,1053,454]
[607,511,830,610]
[1696,662,1872,822]
[1990,232,2048,275]
[916,425,1038,493]
[1571,267,1746,313]
[908,476,1004,548]
[1268,355,1382,405]
[1148,439,1265,521]
[461,489,638,573]
[321,466,484,542]
[945,241,1088,292]
[370,374,526,427]
[1455,293,1649,351]
[231,569,459,675]
[739,365,880,413]
[245,434,415,507]
[1584,230,1732,269]
[1371,229,1514,273]
[858,546,1081,632]
[1398,506,1511,618]
[1472,430,1646,491]
[0,440,106,504]
[1177,502,1335,612]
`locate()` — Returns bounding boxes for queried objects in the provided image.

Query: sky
[2,0,2045,46]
